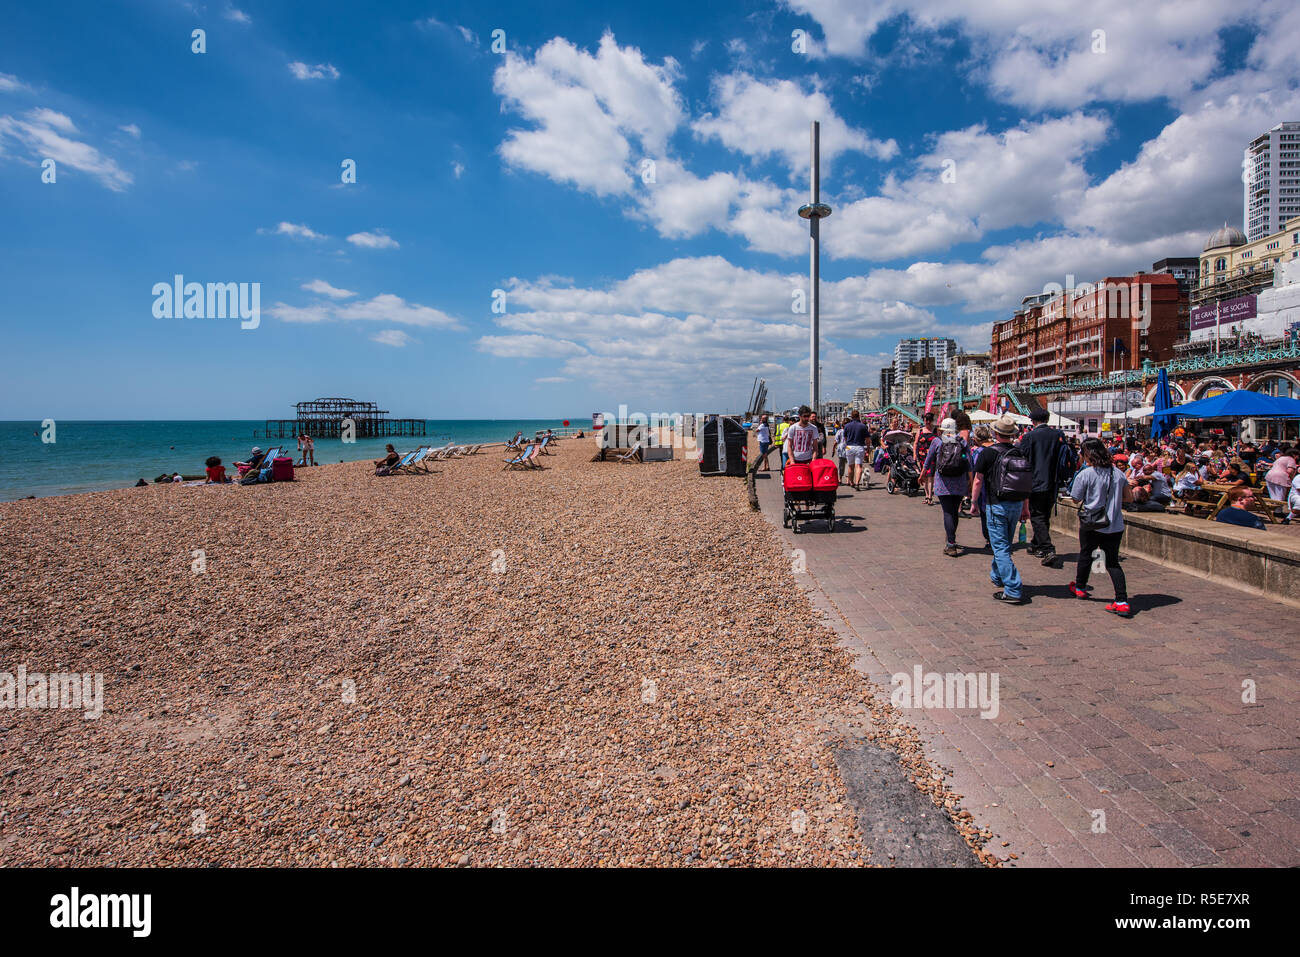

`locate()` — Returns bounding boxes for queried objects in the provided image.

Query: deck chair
[377,448,421,476]
[615,443,643,464]
[393,446,436,474]
[503,446,533,470]
[239,446,282,480]
[524,444,545,468]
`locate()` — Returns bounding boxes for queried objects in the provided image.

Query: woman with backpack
[921,417,970,557]
[1068,437,1135,618]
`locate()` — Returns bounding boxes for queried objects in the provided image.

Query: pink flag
[989,381,999,413]
[939,402,950,423]
[924,386,936,415]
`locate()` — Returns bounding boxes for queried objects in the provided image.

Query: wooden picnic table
[1181,482,1286,524]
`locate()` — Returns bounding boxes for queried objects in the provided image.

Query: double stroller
[782,458,838,533]
[885,437,921,497]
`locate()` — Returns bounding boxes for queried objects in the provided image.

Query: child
[205,456,229,483]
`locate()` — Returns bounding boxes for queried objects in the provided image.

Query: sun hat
[251,446,263,455]
[991,414,1018,437]
[940,417,957,434]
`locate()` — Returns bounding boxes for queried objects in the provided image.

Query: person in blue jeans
[969,415,1027,604]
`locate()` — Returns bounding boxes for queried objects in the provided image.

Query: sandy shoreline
[0,437,982,866]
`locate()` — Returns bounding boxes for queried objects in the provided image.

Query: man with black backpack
[969,414,1034,604]
[1018,408,1066,567]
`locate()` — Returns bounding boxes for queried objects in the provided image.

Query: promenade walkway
[754,468,1300,866]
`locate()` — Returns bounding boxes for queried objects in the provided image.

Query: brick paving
[754,466,1300,866]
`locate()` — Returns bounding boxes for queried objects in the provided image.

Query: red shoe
[1105,601,1132,618]
[1066,582,1088,599]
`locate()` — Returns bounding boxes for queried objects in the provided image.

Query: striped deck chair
[394,446,436,474]
[377,448,421,476]
[502,446,532,470]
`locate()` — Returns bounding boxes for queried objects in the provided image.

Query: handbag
[1079,468,1113,531]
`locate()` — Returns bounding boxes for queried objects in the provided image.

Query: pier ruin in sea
[261,397,427,440]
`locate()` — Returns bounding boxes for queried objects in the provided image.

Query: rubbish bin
[699,416,747,476]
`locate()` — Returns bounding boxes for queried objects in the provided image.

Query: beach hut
[699,416,747,476]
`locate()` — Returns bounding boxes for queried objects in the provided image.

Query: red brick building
[991,273,1184,389]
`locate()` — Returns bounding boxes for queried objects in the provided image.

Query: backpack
[1057,443,1078,487]
[990,444,1033,500]
[936,440,967,477]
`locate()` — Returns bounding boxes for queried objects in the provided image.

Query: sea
[0,420,575,501]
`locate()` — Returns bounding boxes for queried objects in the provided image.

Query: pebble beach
[0,437,989,866]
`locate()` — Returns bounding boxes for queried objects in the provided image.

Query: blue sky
[1,0,1298,419]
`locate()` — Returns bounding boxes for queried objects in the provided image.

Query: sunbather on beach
[236,447,266,473]
[374,444,401,475]
[205,456,229,483]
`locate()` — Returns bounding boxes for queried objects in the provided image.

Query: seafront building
[1244,122,1300,242]
[892,337,956,389]
[990,272,1184,390]
[851,386,880,411]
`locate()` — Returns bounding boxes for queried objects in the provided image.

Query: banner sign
[1190,295,1256,331]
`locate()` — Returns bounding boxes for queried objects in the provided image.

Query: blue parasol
[1150,367,1175,439]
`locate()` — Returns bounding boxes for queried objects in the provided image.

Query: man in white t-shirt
[784,406,821,464]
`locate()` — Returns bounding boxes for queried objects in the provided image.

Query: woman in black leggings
[1067,438,1135,617]
[920,418,970,557]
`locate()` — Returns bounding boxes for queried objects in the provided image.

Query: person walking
[1017,408,1064,567]
[752,415,774,471]
[969,414,1032,604]
[968,426,994,547]
[297,432,315,467]
[774,416,792,471]
[922,417,971,556]
[834,420,849,484]
[784,406,821,466]
[915,412,938,505]
[1067,438,1135,617]
[840,410,870,490]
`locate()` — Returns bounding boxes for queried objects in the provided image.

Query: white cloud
[225,8,251,24]
[693,73,897,175]
[335,293,459,328]
[301,279,356,299]
[829,113,1109,260]
[346,230,399,249]
[26,108,76,133]
[0,107,132,190]
[451,160,465,178]
[475,255,949,404]
[265,302,334,323]
[1069,88,1300,243]
[372,329,414,347]
[288,62,340,81]
[269,292,461,330]
[783,0,1260,109]
[494,32,684,197]
[265,221,327,240]
[476,334,588,358]
[536,376,571,383]
[0,73,27,92]
[418,17,478,45]
[118,123,141,138]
